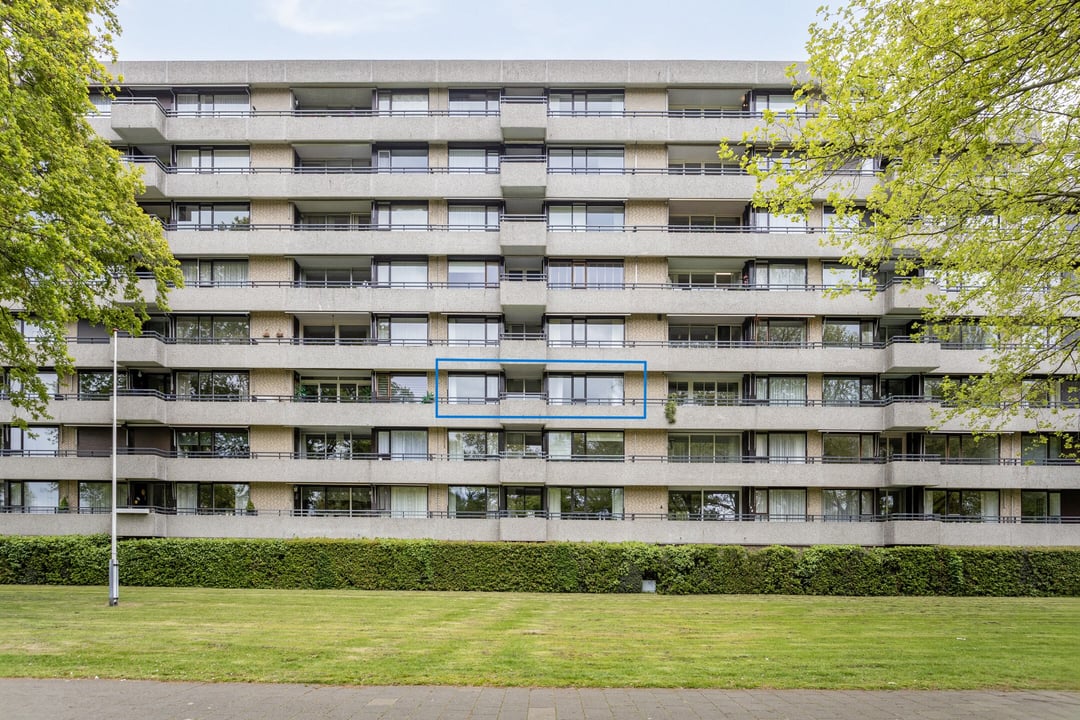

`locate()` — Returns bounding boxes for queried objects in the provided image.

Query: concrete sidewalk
[3,679,1078,720]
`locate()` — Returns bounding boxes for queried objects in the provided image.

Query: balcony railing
[5,502,1075,525]
[110,97,499,117]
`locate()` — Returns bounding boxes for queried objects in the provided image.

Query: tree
[725,0,1080,433]
[0,0,181,422]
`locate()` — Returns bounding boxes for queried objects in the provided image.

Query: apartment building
[1,60,1077,546]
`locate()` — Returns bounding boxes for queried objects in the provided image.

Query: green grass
[1,585,1077,689]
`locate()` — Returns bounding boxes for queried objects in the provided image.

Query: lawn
[1,585,1077,689]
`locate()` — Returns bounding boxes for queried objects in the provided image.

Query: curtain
[391,430,427,460]
[391,486,428,518]
[769,489,806,521]
[768,433,806,464]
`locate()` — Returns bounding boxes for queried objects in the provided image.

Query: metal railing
[6,503,1077,524]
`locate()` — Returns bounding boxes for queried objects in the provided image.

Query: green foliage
[725,0,1080,432]
[1,537,1077,596]
[0,0,183,422]
[664,394,677,424]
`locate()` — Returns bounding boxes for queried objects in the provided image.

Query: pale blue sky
[112,0,822,61]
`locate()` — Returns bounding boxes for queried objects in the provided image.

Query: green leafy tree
[0,0,181,422]
[726,0,1080,432]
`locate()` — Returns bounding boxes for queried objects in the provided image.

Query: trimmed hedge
[0,535,1078,596]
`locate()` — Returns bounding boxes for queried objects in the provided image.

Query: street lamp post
[108,328,119,606]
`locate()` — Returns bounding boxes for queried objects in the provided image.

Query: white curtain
[770,489,806,521]
[391,430,427,460]
[766,433,806,464]
[981,491,999,521]
[391,486,428,518]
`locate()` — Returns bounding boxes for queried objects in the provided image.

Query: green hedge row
[1,536,1077,596]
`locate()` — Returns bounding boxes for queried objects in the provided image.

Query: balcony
[499,159,547,196]
[542,282,879,316]
[499,97,547,140]
[135,166,501,201]
[167,225,501,258]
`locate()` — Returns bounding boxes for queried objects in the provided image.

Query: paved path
[3,679,1078,719]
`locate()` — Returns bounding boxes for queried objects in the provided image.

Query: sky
[111,0,822,61]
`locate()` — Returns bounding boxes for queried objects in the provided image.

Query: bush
[0,536,1077,596]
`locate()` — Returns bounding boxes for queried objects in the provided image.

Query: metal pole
[108,328,119,607]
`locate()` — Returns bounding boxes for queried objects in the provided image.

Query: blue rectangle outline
[434,358,647,420]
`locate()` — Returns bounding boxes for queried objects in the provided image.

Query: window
[751,92,797,112]
[175,483,250,514]
[822,433,878,462]
[300,321,369,343]
[448,317,500,346]
[294,485,374,515]
[179,259,248,286]
[941,323,994,349]
[448,146,500,172]
[376,373,428,402]
[823,319,876,347]
[373,259,427,286]
[301,267,371,287]
[668,324,743,347]
[448,204,500,230]
[448,486,500,517]
[374,316,428,345]
[373,202,428,230]
[752,376,807,405]
[6,370,60,398]
[669,270,740,288]
[2,481,59,512]
[175,147,249,171]
[668,434,740,462]
[375,90,428,114]
[548,147,624,173]
[174,315,249,342]
[4,426,60,456]
[823,206,870,230]
[822,262,868,286]
[175,91,249,114]
[921,434,999,463]
[447,259,500,287]
[448,90,499,115]
[298,377,373,405]
[175,429,249,458]
[822,376,876,406]
[376,429,428,460]
[547,317,624,347]
[926,489,999,520]
[1021,491,1063,521]
[752,210,806,230]
[754,319,806,345]
[1020,434,1077,465]
[669,214,741,232]
[448,430,500,460]
[822,489,876,519]
[175,371,249,399]
[547,374,624,405]
[749,261,806,288]
[668,490,739,519]
[504,486,544,515]
[547,431,624,461]
[751,488,806,520]
[175,203,250,230]
[375,146,428,172]
[302,432,370,458]
[78,481,129,512]
[668,379,739,405]
[547,260,624,289]
[552,487,624,517]
[447,374,500,404]
[547,203,624,231]
[753,433,807,464]
[504,431,543,458]
[548,90,624,115]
